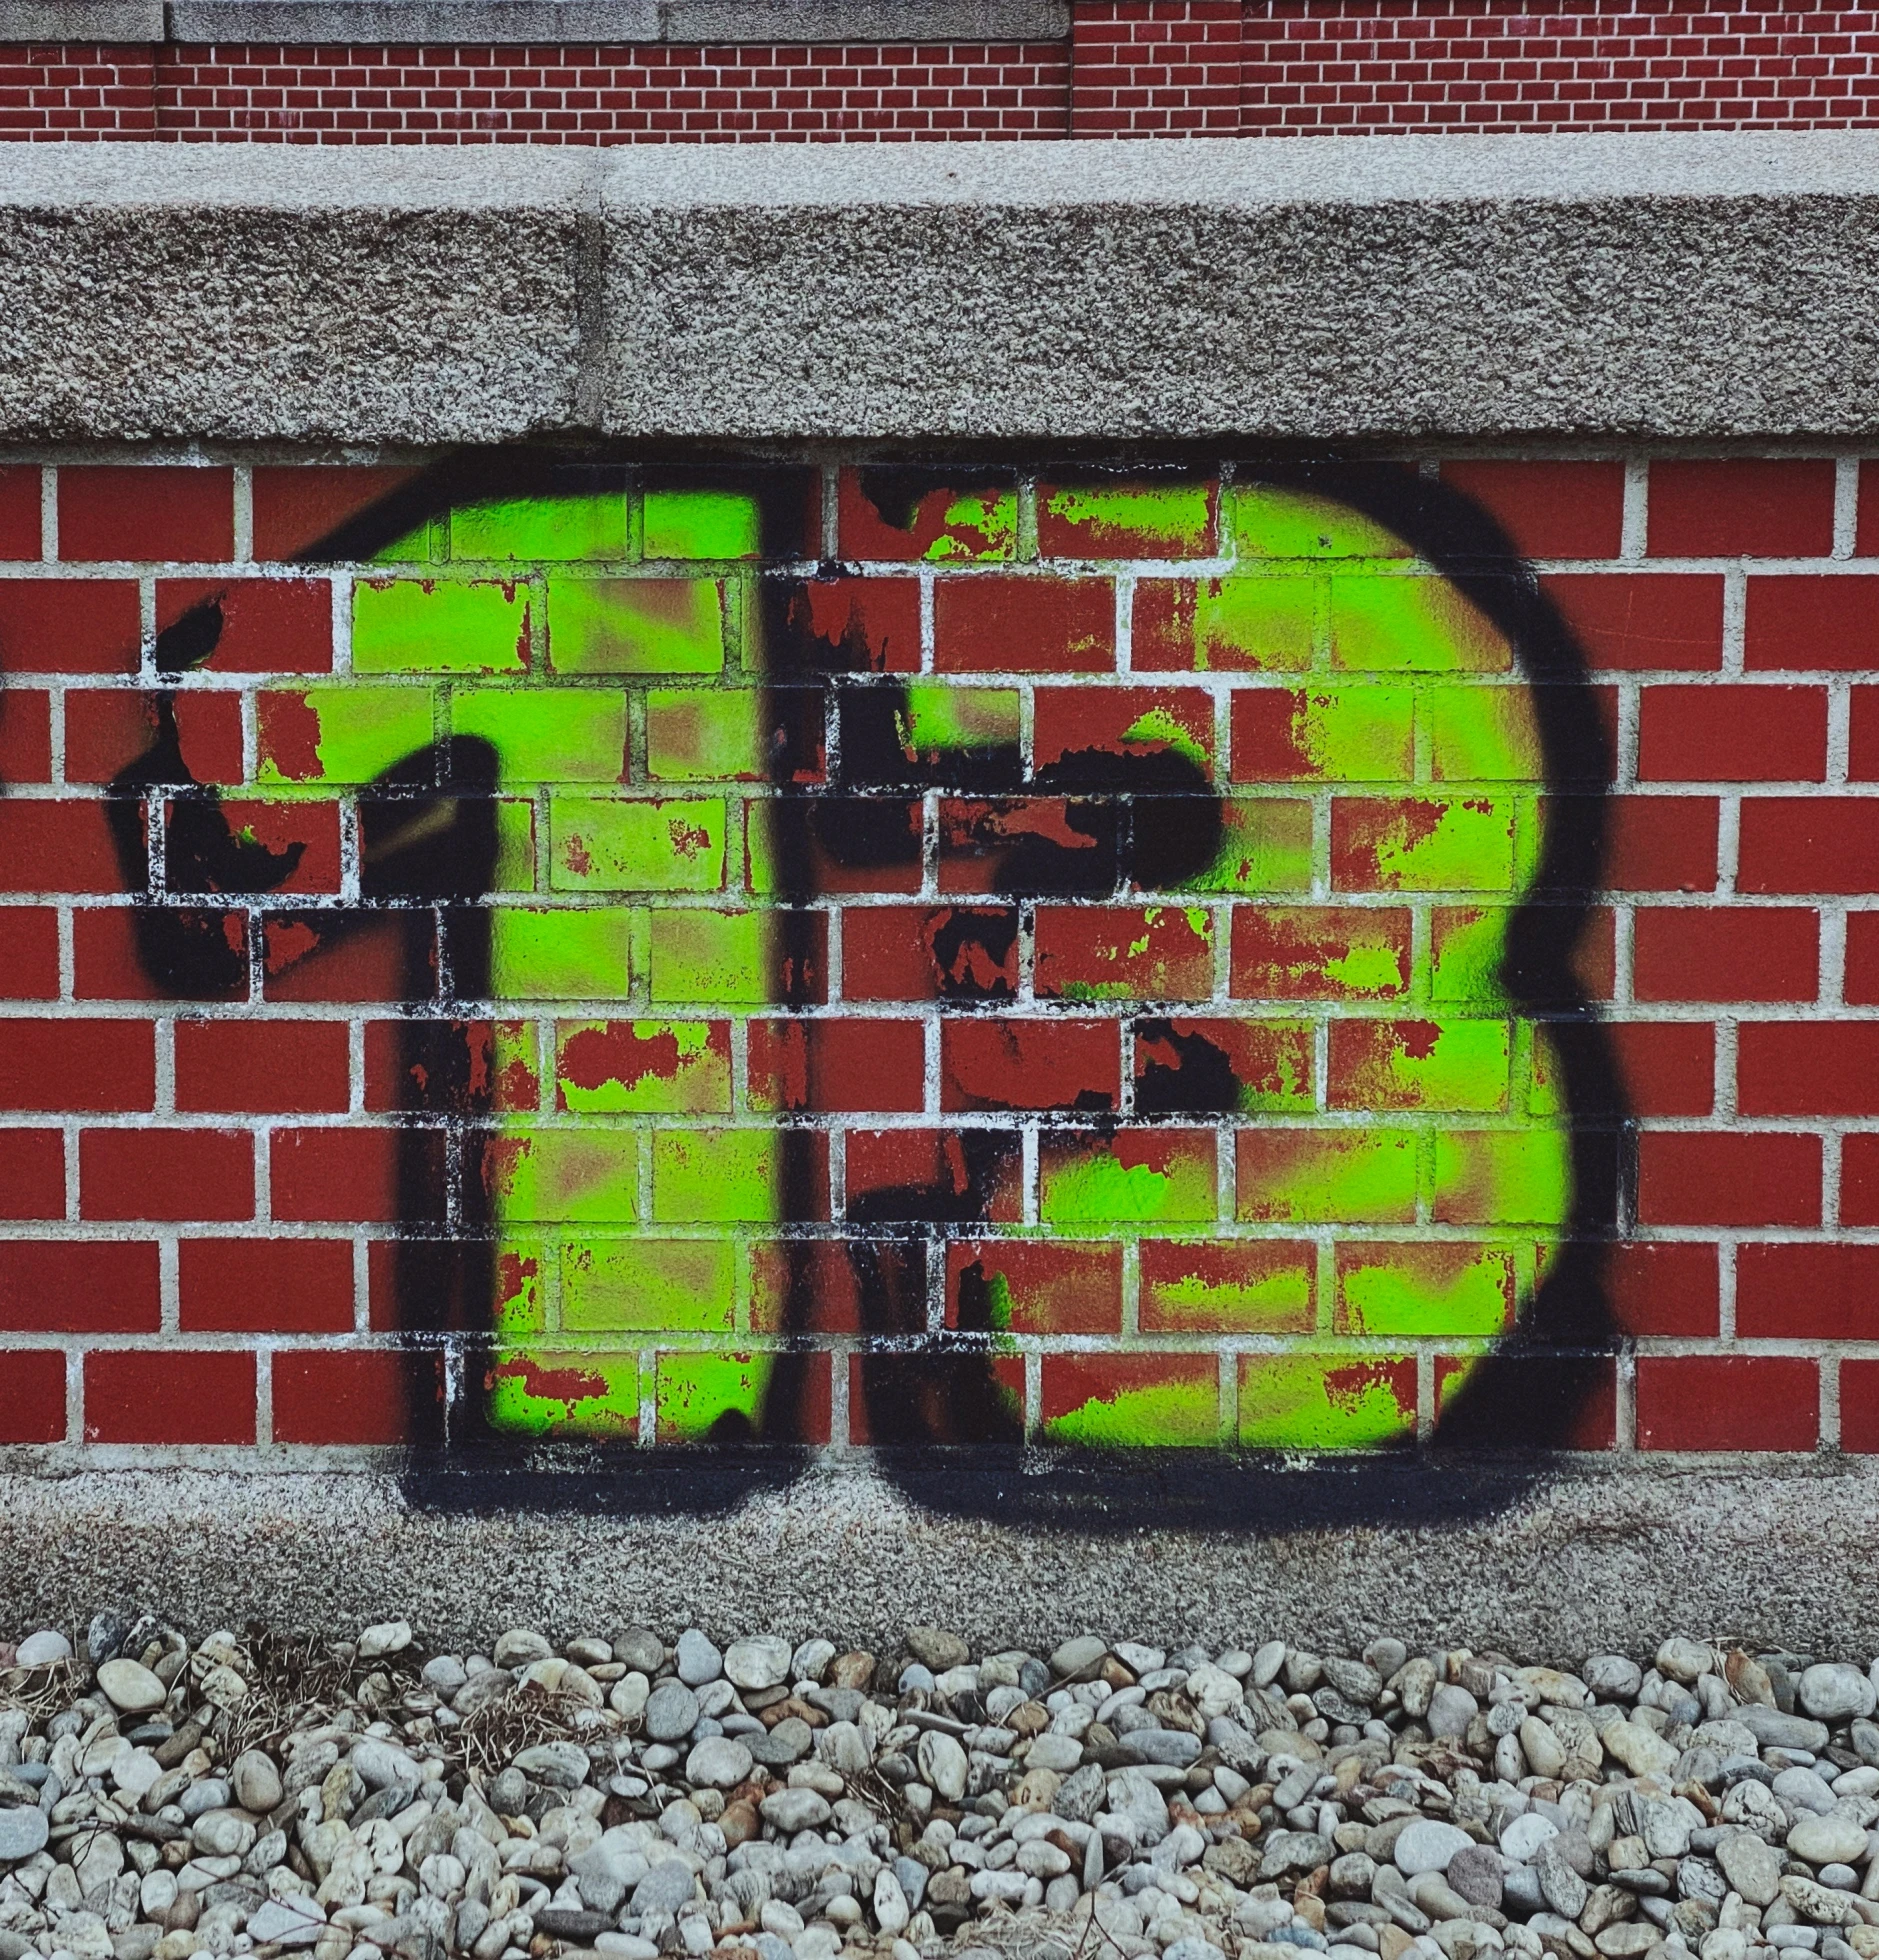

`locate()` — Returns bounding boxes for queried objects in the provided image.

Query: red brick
[1436,1352,1617,1448]
[174,1019,349,1114]
[371,1019,538,1115]
[846,1128,1022,1223]
[263,916,428,1004]
[1637,685,1827,783]
[1633,906,1817,1003]
[1847,913,1879,1003]
[183,799,341,897]
[0,1240,159,1333]
[1232,905,1410,1000]
[1637,1131,1821,1227]
[367,1238,496,1335]
[81,1127,255,1222]
[1736,1243,1879,1339]
[0,908,59,998]
[0,467,41,561]
[0,801,125,893]
[1605,1240,1719,1337]
[155,578,334,675]
[947,1240,1122,1334]
[1231,686,1413,783]
[272,1126,444,1224]
[0,1017,154,1112]
[1838,1359,1879,1453]
[1840,1133,1879,1225]
[836,469,1015,563]
[1140,1238,1315,1334]
[76,906,246,1004]
[1647,460,1835,559]
[0,688,50,782]
[58,466,232,565]
[941,1016,1119,1112]
[934,577,1114,674]
[1738,799,1879,893]
[1634,1354,1818,1452]
[1853,690,1879,781]
[1438,460,1625,560]
[1036,904,1214,1001]
[747,1017,924,1113]
[1581,1021,1716,1118]
[251,465,420,561]
[179,1237,354,1334]
[1132,577,1312,673]
[0,1130,62,1219]
[937,797,1117,894]
[0,580,140,676]
[848,1350,1014,1447]
[1134,1016,1314,1112]
[273,1347,443,1444]
[0,1350,64,1444]
[65,689,243,786]
[1738,1022,1879,1115]
[1040,1352,1218,1439]
[1541,574,1723,671]
[83,1348,255,1445]
[770,577,921,674]
[1034,685,1213,774]
[841,905,1018,1001]
[1745,575,1879,671]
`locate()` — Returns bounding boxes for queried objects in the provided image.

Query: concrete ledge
[0,2,161,35]
[6,133,1879,443]
[1,1456,1875,1654]
[0,0,1071,45]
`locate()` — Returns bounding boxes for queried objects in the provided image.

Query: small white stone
[96,1658,167,1713]
[14,1630,71,1668]
[356,1622,411,1661]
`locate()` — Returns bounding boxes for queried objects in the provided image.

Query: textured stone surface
[0,1,160,30]
[9,135,1879,443]
[162,0,1068,43]
[6,1457,1879,1649]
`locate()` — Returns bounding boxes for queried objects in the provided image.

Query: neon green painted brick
[550,796,727,893]
[484,1126,640,1224]
[555,1019,731,1114]
[646,691,769,781]
[1044,482,1213,555]
[548,578,729,675]
[489,907,634,999]
[1432,1127,1572,1227]
[903,683,1021,752]
[1193,574,1316,670]
[1239,1353,1416,1449]
[257,686,436,785]
[352,578,531,675]
[486,1349,638,1436]
[451,493,627,563]
[450,688,627,782]
[1040,1142,1216,1226]
[1354,1018,1511,1112]
[642,490,762,561]
[1330,575,1512,672]
[1231,487,1410,561]
[651,1129,785,1223]
[923,490,1018,562]
[561,1238,737,1332]
[656,1349,771,1440]
[1191,799,1314,894]
[1291,687,1416,780]
[1044,1378,1218,1448]
[1428,908,1512,1003]
[1426,685,1546,781]
[1339,1243,1523,1337]
[491,798,538,892]
[1362,798,1519,891]
[1237,1128,1419,1224]
[648,910,775,1005]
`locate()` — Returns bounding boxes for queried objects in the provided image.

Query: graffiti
[26,453,1619,1496]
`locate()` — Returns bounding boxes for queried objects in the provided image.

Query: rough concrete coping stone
[5,131,1879,444]
[0,0,1072,44]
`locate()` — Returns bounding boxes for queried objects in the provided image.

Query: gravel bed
[1,1622,1877,1960]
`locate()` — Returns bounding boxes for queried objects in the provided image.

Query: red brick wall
[9,5,1879,143]
[2,450,1877,1458]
